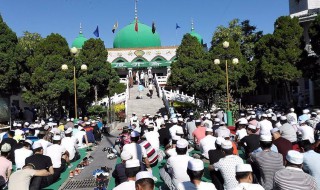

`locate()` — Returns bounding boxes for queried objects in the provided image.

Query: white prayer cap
[172,135,181,141]
[261,114,267,118]
[91,120,96,124]
[66,118,70,122]
[125,159,140,168]
[206,128,213,132]
[132,112,136,115]
[200,113,204,115]
[270,128,280,134]
[25,139,33,146]
[164,115,168,120]
[214,118,220,122]
[189,112,194,116]
[65,128,73,134]
[52,135,61,141]
[71,118,74,121]
[204,111,208,113]
[316,110,320,114]
[290,108,295,112]
[13,123,17,127]
[221,140,233,149]
[195,120,201,123]
[246,116,251,120]
[177,113,181,117]
[79,117,83,119]
[286,150,303,165]
[187,159,204,171]
[136,171,154,181]
[238,118,248,125]
[176,127,184,134]
[24,122,29,126]
[248,124,257,130]
[276,114,281,117]
[1,143,11,152]
[171,118,178,123]
[240,113,245,116]
[178,118,183,122]
[85,121,90,125]
[147,114,150,116]
[260,134,272,142]
[17,123,22,127]
[267,113,272,118]
[280,116,287,121]
[275,122,282,128]
[303,109,308,114]
[205,114,211,119]
[32,141,42,149]
[268,109,272,113]
[236,164,252,172]
[216,137,225,145]
[120,151,132,161]
[176,139,188,148]
[41,120,45,125]
[49,118,53,122]
[130,131,140,138]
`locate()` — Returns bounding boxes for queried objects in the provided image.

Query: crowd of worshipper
[0,117,104,190]
[112,107,320,190]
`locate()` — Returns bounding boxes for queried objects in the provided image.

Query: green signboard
[111,61,172,69]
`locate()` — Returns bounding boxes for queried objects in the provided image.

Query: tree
[309,14,320,55]
[78,38,124,106]
[0,14,20,96]
[254,16,304,103]
[168,34,225,108]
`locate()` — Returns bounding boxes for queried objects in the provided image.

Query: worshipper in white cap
[299,109,311,123]
[299,139,320,189]
[274,150,317,190]
[192,120,207,150]
[0,143,12,185]
[278,115,297,143]
[114,159,141,190]
[208,137,226,190]
[239,124,260,158]
[177,159,217,190]
[203,113,213,128]
[214,121,231,139]
[143,123,160,152]
[14,139,33,170]
[298,121,315,143]
[198,127,216,159]
[135,171,155,190]
[169,118,183,140]
[232,164,264,190]
[271,128,293,162]
[61,127,79,162]
[122,131,150,169]
[25,141,54,189]
[249,135,284,190]
[46,135,69,183]
[214,140,243,189]
[160,139,193,190]
[287,108,297,124]
[235,118,248,142]
[258,113,273,135]
[186,113,196,141]
[165,135,181,158]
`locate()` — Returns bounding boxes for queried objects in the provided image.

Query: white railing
[119,78,127,84]
[125,75,129,123]
[162,89,204,108]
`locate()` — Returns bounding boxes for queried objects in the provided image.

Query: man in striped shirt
[274,150,317,190]
[249,135,284,190]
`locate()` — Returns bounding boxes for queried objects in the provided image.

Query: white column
[309,79,315,106]
[128,68,133,77]
[147,67,152,75]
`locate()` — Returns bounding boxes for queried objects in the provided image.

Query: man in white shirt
[14,140,33,170]
[46,135,69,182]
[114,159,141,190]
[148,83,154,99]
[287,108,298,124]
[215,122,230,138]
[214,140,243,190]
[169,118,182,139]
[61,128,79,161]
[122,131,150,168]
[199,128,216,159]
[144,124,160,152]
[177,159,217,190]
[36,131,52,155]
[231,164,264,190]
[160,139,193,190]
[258,114,273,135]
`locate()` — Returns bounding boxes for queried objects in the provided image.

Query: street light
[61,47,87,119]
[214,41,239,126]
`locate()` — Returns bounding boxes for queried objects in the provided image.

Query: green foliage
[87,105,107,117]
[0,14,20,96]
[309,15,320,55]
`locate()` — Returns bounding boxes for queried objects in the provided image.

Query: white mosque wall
[106,46,177,63]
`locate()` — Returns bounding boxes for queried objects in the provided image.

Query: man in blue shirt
[299,139,320,190]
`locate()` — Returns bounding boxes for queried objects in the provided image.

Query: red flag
[135,18,138,32]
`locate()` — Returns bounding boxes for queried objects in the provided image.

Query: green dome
[189,30,203,45]
[72,33,87,49]
[113,21,161,48]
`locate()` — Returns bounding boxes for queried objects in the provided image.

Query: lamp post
[62,47,87,119]
[214,41,239,126]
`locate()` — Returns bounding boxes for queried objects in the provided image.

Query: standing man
[274,150,317,190]
[148,83,154,99]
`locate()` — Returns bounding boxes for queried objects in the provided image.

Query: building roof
[113,20,161,48]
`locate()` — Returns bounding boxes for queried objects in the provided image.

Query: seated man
[8,163,50,190]
[114,159,141,190]
[232,164,264,190]
[61,128,79,162]
[25,142,54,189]
[0,143,12,189]
[160,139,192,190]
[14,140,33,170]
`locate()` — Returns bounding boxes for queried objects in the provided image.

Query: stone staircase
[126,85,165,120]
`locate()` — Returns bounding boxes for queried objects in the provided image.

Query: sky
[0,0,289,48]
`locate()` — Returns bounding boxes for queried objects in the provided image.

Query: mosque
[70,2,205,80]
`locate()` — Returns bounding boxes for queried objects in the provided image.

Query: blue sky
[0,0,288,48]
